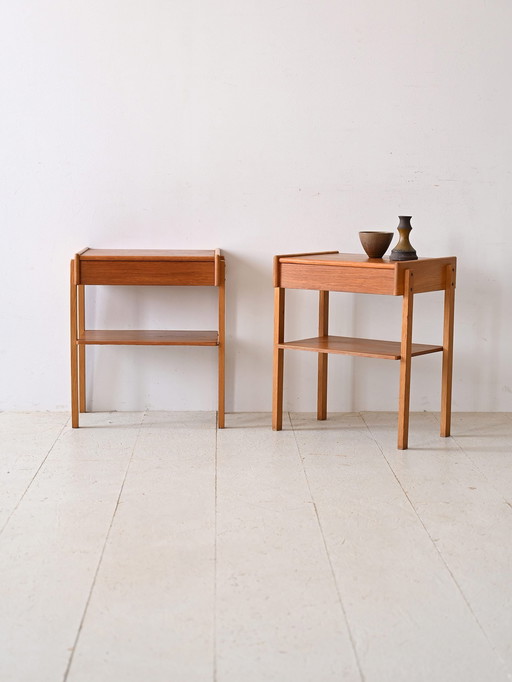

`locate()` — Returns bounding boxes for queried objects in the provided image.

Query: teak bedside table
[70,248,225,428]
[272,252,456,449]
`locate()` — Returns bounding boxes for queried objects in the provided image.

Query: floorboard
[365,411,512,675]
[216,413,360,682]
[0,412,69,531]
[0,412,144,682]
[291,412,511,682]
[0,411,511,682]
[67,412,217,682]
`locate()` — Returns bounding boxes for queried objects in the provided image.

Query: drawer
[79,260,216,286]
[279,263,396,295]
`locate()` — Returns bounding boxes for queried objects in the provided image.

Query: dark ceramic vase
[390,216,418,261]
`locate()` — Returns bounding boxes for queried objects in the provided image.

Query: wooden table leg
[441,264,455,437]
[70,262,79,428]
[218,259,226,429]
[398,270,414,449]
[78,285,86,413]
[272,287,285,430]
[317,290,329,420]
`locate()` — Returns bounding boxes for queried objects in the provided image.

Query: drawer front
[279,263,396,295]
[80,260,216,285]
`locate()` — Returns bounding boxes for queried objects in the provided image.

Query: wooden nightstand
[70,248,225,428]
[272,252,456,449]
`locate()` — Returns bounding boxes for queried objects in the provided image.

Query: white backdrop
[1,1,511,413]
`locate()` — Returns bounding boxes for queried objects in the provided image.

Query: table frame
[70,248,225,428]
[272,252,456,449]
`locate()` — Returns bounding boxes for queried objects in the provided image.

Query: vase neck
[398,216,412,230]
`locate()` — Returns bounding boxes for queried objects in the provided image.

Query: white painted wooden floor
[1,411,511,682]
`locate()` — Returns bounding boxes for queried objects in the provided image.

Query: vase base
[390,249,418,261]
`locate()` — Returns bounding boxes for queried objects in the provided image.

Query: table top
[278,252,455,269]
[79,249,219,261]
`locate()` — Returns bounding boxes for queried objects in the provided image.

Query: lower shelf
[77,330,219,346]
[278,335,443,360]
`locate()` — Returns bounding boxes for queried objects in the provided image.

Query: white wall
[1,1,511,413]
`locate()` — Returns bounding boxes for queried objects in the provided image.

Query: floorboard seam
[61,411,146,682]
[420,412,512,512]
[289,412,366,682]
[214,413,219,682]
[360,413,508,672]
[450,434,512,513]
[0,416,69,537]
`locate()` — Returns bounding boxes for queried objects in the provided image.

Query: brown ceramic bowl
[359,231,393,259]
